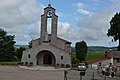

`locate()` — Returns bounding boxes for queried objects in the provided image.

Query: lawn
[85,52,105,61]
[0,61,20,66]
[72,52,105,61]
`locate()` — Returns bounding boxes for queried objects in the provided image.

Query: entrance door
[43,54,52,64]
[36,50,56,66]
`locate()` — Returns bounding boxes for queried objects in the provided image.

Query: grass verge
[0,61,20,66]
[85,52,105,61]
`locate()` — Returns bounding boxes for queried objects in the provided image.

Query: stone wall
[21,43,71,66]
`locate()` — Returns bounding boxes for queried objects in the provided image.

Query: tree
[71,53,79,64]
[15,47,26,60]
[28,40,32,48]
[75,41,88,62]
[107,12,120,50]
[0,28,16,61]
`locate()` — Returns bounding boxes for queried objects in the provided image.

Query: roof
[57,37,72,44]
[87,57,111,64]
[48,34,72,44]
[49,43,70,53]
[106,50,120,58]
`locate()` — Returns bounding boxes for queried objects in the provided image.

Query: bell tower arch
[40,4,58,43]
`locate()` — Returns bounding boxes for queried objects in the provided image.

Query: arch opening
[36,50,56,66]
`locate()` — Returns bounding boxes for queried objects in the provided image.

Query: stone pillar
[41,14,47,43]
[51,15,58,42]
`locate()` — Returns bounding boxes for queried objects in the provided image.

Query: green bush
[20,62,24,65]
[71,53,79,64]
[29,62,33,65]
[65,64,70,68]
[61,63,65,68]
[56,63,60,67]
[25,62,28,66]
[0,62,18,66]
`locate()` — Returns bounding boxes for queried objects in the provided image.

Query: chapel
[21,4,72,67]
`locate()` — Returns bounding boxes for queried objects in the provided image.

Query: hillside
[14,45,28,48]
[15,45,117,52]
[72,46,117,52]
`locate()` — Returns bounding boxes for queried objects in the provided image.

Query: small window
[61,56,63,60]
[28,54,31,58]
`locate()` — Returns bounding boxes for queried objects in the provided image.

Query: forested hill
[14,45,28,48]
[72,46,117,52]
[14,45,117,53]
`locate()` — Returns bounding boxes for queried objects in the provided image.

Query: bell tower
[40,4,58,43]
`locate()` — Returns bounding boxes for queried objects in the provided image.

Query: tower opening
[47,10,52,34]
[47,18,52,34]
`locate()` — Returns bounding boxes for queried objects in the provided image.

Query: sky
[0,0,120,47]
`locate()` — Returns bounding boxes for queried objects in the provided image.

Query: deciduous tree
[28,40,32,48]
[15,47,26,60]
[107,12,120,50]
[0,28,16,61]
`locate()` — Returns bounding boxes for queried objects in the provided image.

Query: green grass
[85,52,105,61]
[0,61,20,66]
[72,52,105,61]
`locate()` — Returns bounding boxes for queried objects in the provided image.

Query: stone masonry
[21,4,72,67]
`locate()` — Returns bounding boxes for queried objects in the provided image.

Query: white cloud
[0,0,43,26]
[76,1,120,47]
[0,0,120,47]
[78,9,91,15]
[73,2,92,16]
[92,0,101,2]
[110,0,120,2]
[76,2,84,8]
[57,22,80,46]
[0,0,43,45]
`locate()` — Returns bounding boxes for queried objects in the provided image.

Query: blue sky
[0,0,120,47]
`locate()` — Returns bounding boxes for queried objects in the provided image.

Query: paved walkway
[0,66,64,80]
[67,69,120,80]
[19,65,70,70]
[0,66,119,80]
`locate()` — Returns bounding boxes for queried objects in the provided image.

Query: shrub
[25,62,28,66]
[56,63,60,67]
[21,62,24,65]
[65,64,70,68]
[29,62,33,65]
[61,63,65,68]
[0,62,19,66]
[18,62,24,65]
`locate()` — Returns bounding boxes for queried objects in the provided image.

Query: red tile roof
[57,37,71,44]
[48,34,71,44]
[86,57,111,64]
[49,43,70,53]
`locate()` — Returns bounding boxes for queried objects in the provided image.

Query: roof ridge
[49,43,69,53]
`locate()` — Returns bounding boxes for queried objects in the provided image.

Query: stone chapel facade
[21,4,72,67]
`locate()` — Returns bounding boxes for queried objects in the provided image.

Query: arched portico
[36,50,56,66]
